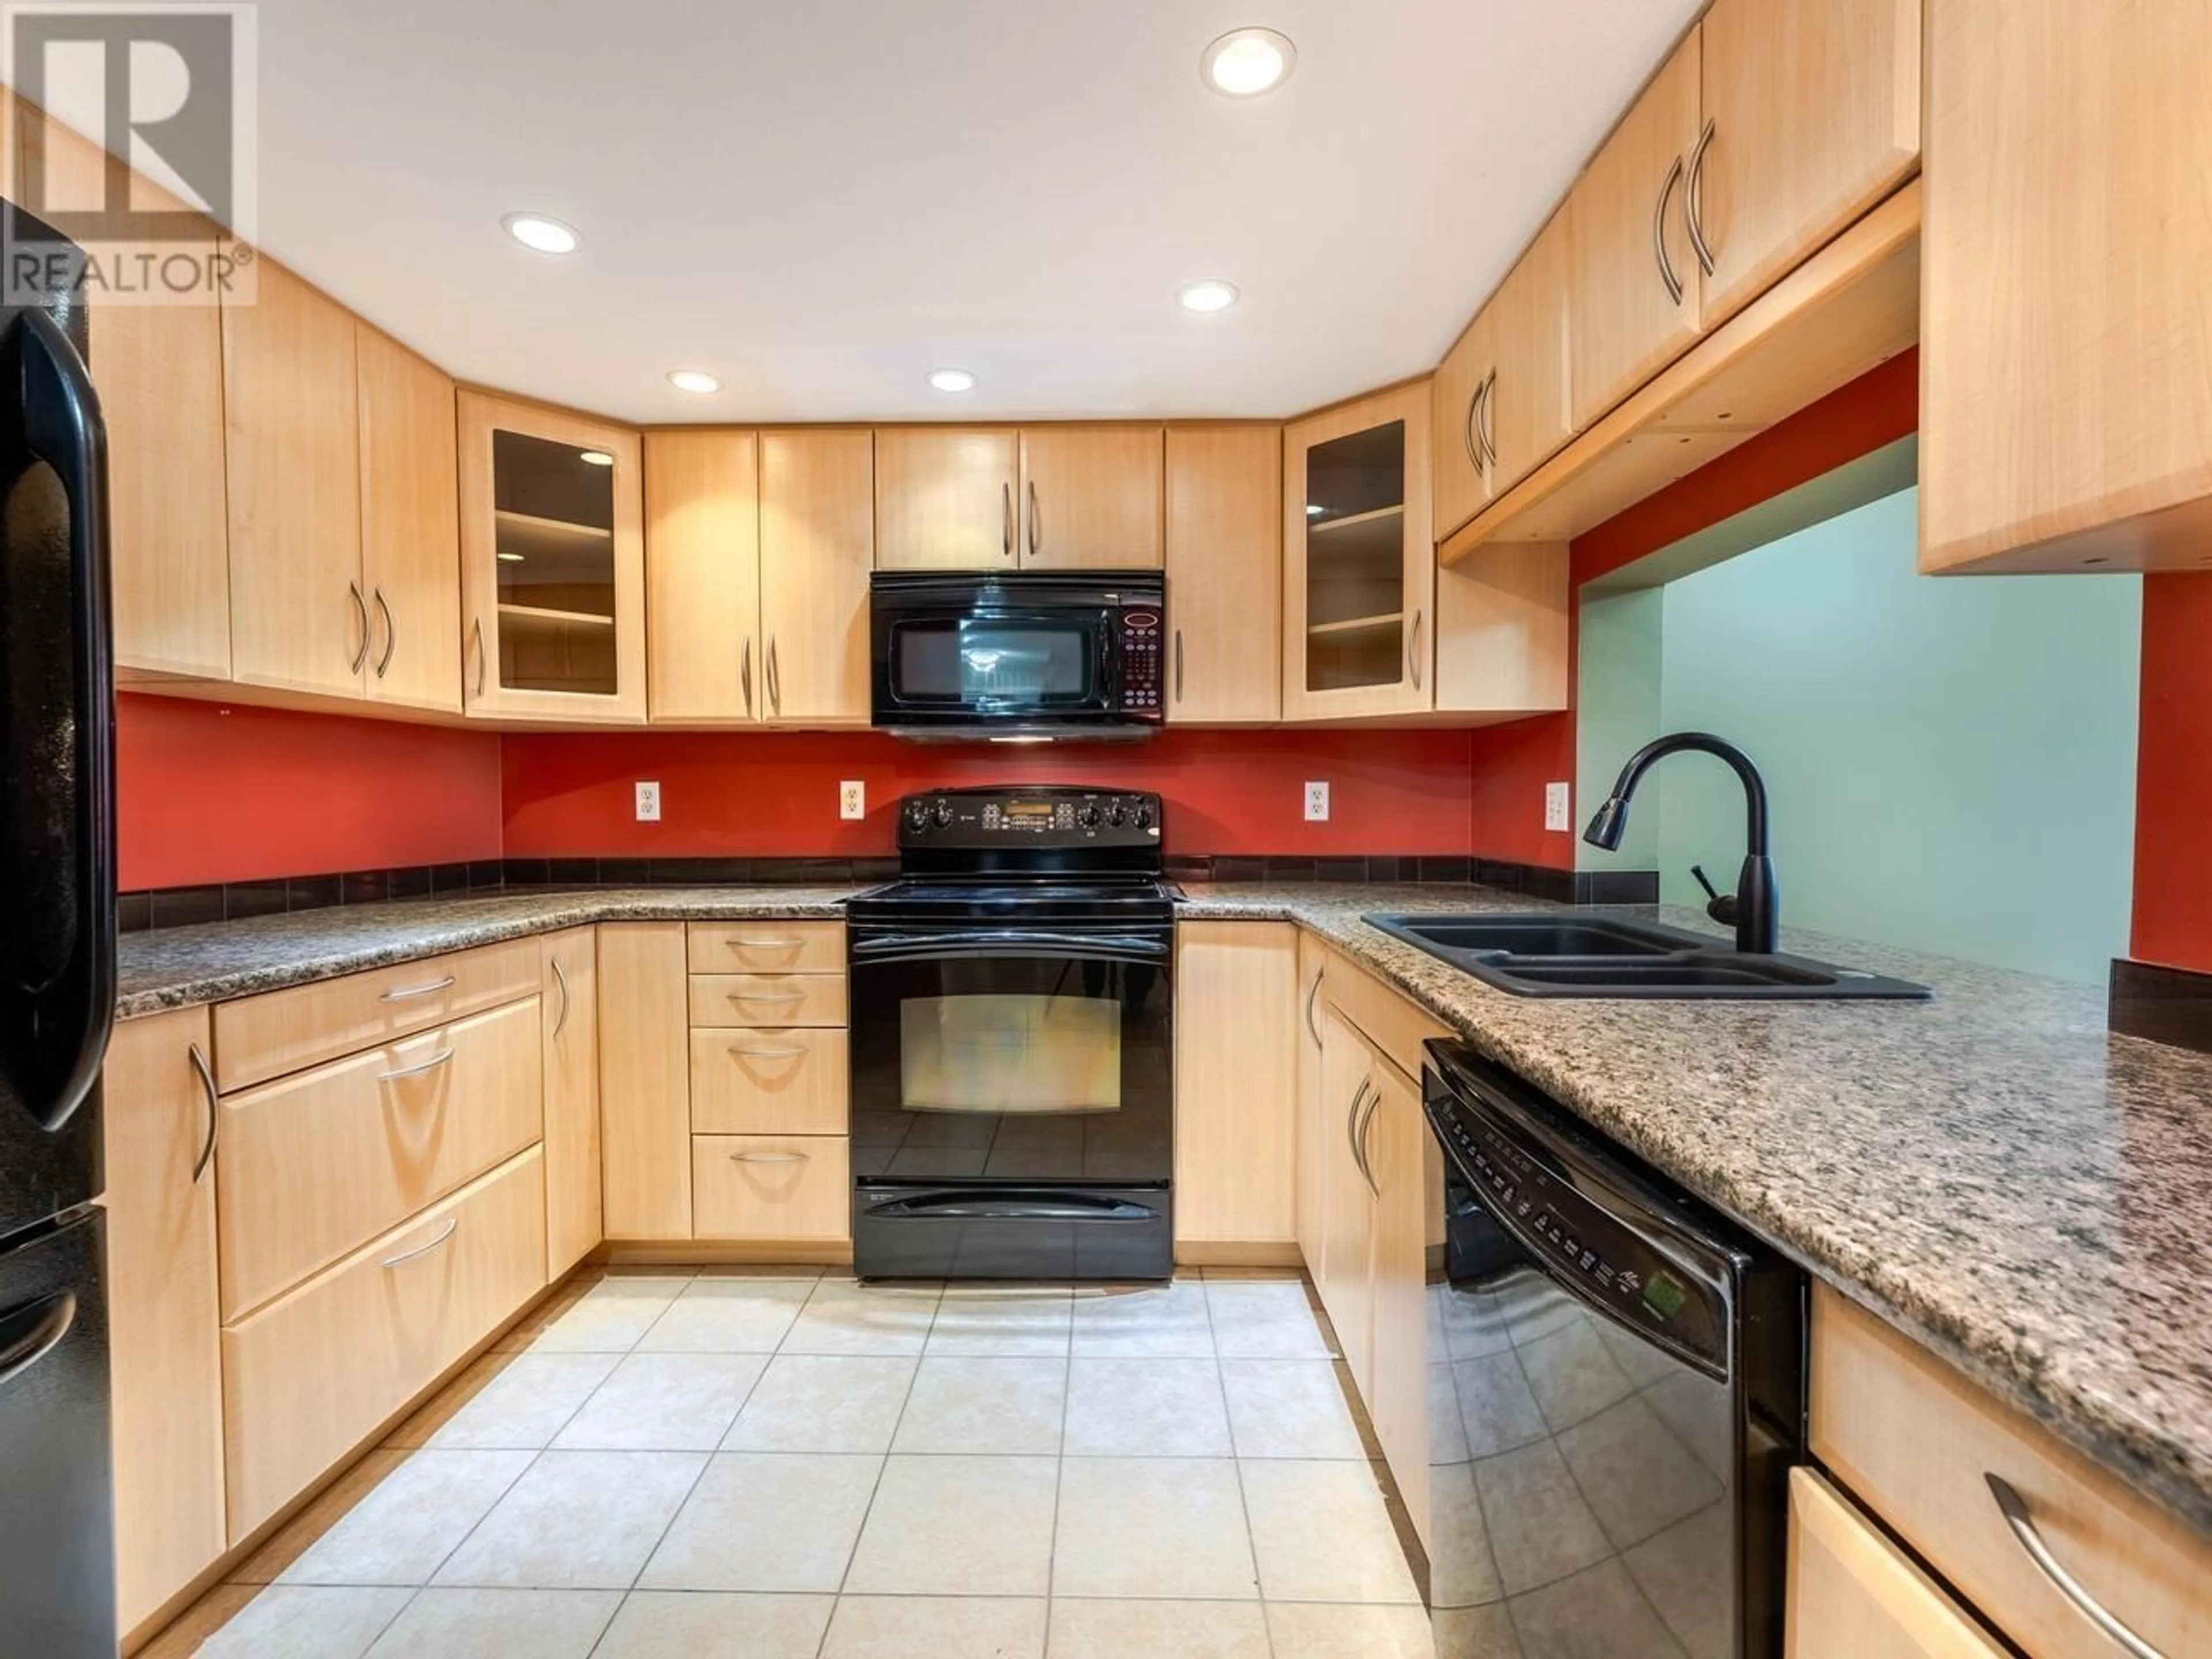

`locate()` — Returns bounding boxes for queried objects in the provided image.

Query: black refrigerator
[0,197,120,1656]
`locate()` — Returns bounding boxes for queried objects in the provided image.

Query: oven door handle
[862,1190,1162,1223]
[850,930,1171,965]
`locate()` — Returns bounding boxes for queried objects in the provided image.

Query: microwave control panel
[1118,607,1164,719]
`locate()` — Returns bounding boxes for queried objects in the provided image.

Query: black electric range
[845,786,1177,1280]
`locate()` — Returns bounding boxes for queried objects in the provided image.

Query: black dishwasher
[1422,1041,1804,1659]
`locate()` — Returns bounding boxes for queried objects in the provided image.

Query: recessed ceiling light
[501,212,580,255]
[497,551,525,563]
[1202,28,1296,97]
[666,369,722,395]
[927,367,977,393]
[578,449,615,467]
[1177,278,1240,314]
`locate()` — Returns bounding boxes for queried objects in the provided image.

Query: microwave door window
[892,619,1097,707]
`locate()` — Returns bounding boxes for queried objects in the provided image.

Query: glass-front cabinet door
[1281,382,1434,721]
[457,392,646,722]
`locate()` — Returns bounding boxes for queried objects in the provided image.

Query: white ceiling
[248,0,1699,423]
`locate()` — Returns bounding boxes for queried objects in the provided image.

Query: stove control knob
[903,800,931,832]
[1078,803,1102,829]
[1132,800,1155,830]
[932,797,955,828]
[1107,800,1126,826]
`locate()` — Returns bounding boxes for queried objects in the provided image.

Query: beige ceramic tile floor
[143,1267,1437,1659]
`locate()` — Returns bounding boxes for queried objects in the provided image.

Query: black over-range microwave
[869,570,1166,740]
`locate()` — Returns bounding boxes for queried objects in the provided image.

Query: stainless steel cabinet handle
[767,635,782,715]
[347,581,370,674]
[1408,609,1425,691]
[729,1150,811,1164]
[373,588,397,678]
[1685,117,1718,278]
[380,975,457,1003]
[1479,369,1498,467]
[1344,1077,1372,1185]
[1304,968,1324,1045]
[1355,1086,1381,1197]
[472,619,487,699]
[1173,629,1184,704]
[1028,479,1041,559]
[380,1217,459,1269]
[728,989,808,1006]
[741,638,753,717]
[1002,480,1014,560]
[551,955,571,1041]
[729,1044,809,1060]
[1985,1475,2164,1658]
[1463,377,1483,471]
[378,1048,456,1083]
[188,1042,218,1185]
[1653,154,1686,306]
[728,937,804,950]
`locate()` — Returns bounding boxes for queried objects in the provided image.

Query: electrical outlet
[839,780,866,820]
[635,781,662,823]
[1544,781,1571,834]
[1304,781,1331,822]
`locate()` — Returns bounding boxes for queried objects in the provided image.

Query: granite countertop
[116,878,2212,1535]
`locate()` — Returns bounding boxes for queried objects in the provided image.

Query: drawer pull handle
[380,975,457,1003]
[728,990,809,1006]
[380,1217,459,1269]
[729,1044,809,1060]
[729,1150,811,1164]
[188,1041,219,1185]
[1986,1474,2165,1659]
[378,1048,456,1083]
[728,937,804,950]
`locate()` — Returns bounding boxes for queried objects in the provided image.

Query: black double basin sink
[1362,913,1930,1001]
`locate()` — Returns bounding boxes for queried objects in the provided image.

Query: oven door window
[887,614,1107,710]
[901,993,1120,1114]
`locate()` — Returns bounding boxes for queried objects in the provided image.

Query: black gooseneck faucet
[1583,732,1778,956]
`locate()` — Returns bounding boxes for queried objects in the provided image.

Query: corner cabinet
[459,392,646,722]
[1282,384,1435,722]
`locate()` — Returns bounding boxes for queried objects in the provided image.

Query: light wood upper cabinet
[1018,426,1164,569]
[1282,383,1435,723]
[597,922,692,1239]
[875,427,1019,570]
[644,429,761,723]
[1695,0,1920,328]
[355,327,461,713]
[1920,0,2212,573]
[541,928,603,1279]
[459,392,645,722]
[760,429,876,724]
[1164,425,1280,724]
[222,258,365,698]
[1173,922,1299,1248]
[1433,296,1499,543]
[103,1009,225,1642]
[1787,1469,2003,1659]
[1566,29,1705,430]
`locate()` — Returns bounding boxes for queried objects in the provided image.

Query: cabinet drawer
[688,973,848,1028]
[1787,1468,2004,1658]
[213,938,540,1091]
[687,922,844,975]
[1320,947,1451,1082]
[222,1146,546,1540]
[218,998,543,1320]
[1810,1285,2212,1657]
[692,1135,850,1243]
[690,1028,848,1135]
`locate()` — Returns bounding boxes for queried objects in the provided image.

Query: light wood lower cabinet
[222,1146,547,1541]
[103,1009,226,1641]
[540,929,603,1278]
[215,997,544,1320]
[1172,921,1299,1249]
[1788,1469,2002,1658]
[691,1028,849,1136]
[1315,1002,1378,1396]
[692,1135,851,1241]
[1364,1059,1429,1552]
[688,973,849,1029]
[1293,934,1331,1277]
[1164,426,1281,724]
[598,923,693,1240]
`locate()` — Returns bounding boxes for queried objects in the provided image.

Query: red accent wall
[2132,574,2212,973]
[116,694,505,890]
[502,728,1476,857]
[1464,350,1923,870]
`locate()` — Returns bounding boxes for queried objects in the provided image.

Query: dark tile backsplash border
[119,853,1659,933]
[2108,957,2212,1055]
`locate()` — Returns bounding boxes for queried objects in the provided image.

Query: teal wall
[1575,486,2142,984]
